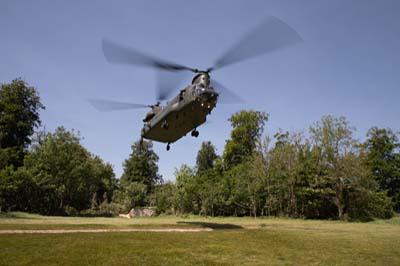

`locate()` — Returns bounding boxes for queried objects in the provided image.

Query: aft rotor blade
[211,79,243,104]
[88,99,149,111]
[156,70,191,101]
[212,16,302,70]
[102,39,197,72]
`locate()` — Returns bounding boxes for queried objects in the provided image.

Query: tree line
[1,78,399,221]
[152,112,399,221]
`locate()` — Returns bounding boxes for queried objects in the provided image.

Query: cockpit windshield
[194,84,206,96]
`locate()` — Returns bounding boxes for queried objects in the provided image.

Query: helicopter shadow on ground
[177,221,243,230]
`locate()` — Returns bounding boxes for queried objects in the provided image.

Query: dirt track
[0,228,214,234]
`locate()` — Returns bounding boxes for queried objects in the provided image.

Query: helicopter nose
[200,89,219,103]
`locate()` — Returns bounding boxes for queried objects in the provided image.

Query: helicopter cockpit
[193,83,206,96]
[143,103,162,122]
[192,80,218,105]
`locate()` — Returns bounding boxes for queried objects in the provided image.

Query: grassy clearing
[1,213,400,265]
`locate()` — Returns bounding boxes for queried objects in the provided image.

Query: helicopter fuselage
[141,74,218,144]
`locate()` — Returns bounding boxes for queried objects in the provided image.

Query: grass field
[1,213,400,266]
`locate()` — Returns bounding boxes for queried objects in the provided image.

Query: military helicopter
[90,16,302,151]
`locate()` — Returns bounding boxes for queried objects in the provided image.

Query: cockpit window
[193,84,206,96]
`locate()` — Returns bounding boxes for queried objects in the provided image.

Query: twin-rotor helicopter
[90,16,302,151]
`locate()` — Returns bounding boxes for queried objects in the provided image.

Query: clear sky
[1,0,399,180]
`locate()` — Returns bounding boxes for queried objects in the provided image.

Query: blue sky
[1,0,399,180]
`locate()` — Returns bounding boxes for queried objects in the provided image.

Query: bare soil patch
[0,228,213,234]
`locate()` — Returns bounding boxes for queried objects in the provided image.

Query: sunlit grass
[1,213,399,265]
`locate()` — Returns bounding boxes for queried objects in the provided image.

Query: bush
[369,191,394,219]
[64,206,78,216]
[77,200,124,217]
[150,182,177,215]
[0,166,40,213]
[99,201,125,216]
[347,189,393,221]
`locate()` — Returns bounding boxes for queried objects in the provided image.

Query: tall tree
[310,115,357,220]
[0,78,45,169]
[223,110,268,168]
[267,131,305,217]
[363,127,400,211]
[121,140,162,193]
[196,141,218,174]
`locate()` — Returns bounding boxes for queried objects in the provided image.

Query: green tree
[151,182,177,215]
[343,152,393,220]
[193,141,222,216]
[309,115,356,220]
[196,141,218,174]
[0,78,45,169]
[23,127,116,214]
[223,110,268,168]
[363,127,400,211]
[175,165,199,214]
[267,131,307,217]
[232,153,267,217]
[0,166,39,212]
[121,140,162,193]
[293,142,337,219]
[122,182,147,210]
[90,156,118,205]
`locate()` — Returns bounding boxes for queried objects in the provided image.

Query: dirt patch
[0,228,213,234]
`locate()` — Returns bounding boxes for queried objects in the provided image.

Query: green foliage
[309,115,357,220]
[151,182,177,215]
[347,190,393,221]
[18,127,116,214]
[168,113,394,221]
[196,141,218,174]
[363,127,400,211]
[1,92,396,222]
[121,140,162,193]
[0,166,39,213]
[175,165,198,214]
[223,110,268,168]
[340,152,393,221]
[0,78,45,169]
[114,140,163,211]
[122,182,147,210]
[174,163,226,216]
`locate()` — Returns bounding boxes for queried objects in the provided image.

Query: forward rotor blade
[212,16,302,70]
[89,99,148,111]
[156,70,191,101]
[211,79,243,104]
[102,39,196,72]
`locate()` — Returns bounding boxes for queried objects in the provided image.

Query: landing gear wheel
[191,130,199,138]
[166,143,170,151]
